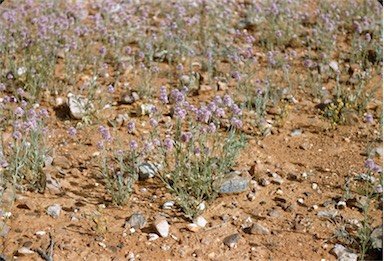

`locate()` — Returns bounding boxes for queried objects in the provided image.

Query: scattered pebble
[317,211,338,218]
[223,233,241,248]
[148,233,159,241]
[311,183,318,190]
[290,129,302,137]
[47,204,61,218]
[186,223,202,233]
[370,226,383,250]
[331,244,358,261]
[35,231,46,236]
[336,201,347,210]
[329,60,339,73]
[247,192,256,201]
[245,223,270,235]
[271,173,284,184]
[162,201,175,209]
[120,90,140,105]
[67,93,94,119]
[138,162,159,180]
[125,212,147,229]
[154,219,170,238]
[17,247,34,255]
[217,175,249,194]
[194,216,208,228]
[259,178,270,187]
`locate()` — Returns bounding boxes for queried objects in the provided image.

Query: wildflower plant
[97,125,141,206]
[151,89,245,219]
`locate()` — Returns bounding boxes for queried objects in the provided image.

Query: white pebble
[312,183,318,190]
[297,198,304,204]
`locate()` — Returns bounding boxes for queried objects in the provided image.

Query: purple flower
[214,108,225,118]
[17,88,24,95]
[213,96,223,105]
[39,109,49,118]
[97,141,103,149]
[276,30,282,38]
[98,126,112,142]
[180,132,192,143]
[365,33,371,42]
[107,85,114,94]
[127,120,135,133]
[196,108,211,123]
[364,114,373,124]
[13,131,22,140]
[159,86,169,104]
[0,159,8,168]
[99,46,106,56]
[14,107,24,118]
[163,137,174,151]
[223,95,233,107]
[174,107,186,119]
[231,117,243,128]
[304,59,313,68]
[177,63,184,71]
[116,150,124,158]
[149,118,157,127]
[129,140,138,150]
[207,122,216,133]
[231,104,242,116]
[364,159,375,170]
[373,164,382,173]
[0,83,5,91]
[143,142,152,152]
[124,46,132,55]
[68,127,77,136]
[152,139,160,147]
[207,102,217,112]
[232,70,241,81]
[181,86,189,93]
[21,100,27,107]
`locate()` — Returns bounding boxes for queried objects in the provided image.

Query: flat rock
[17,247,34,255]
[290,129,302,137]
[245,223,270,235]
[125,212,147,229]
[120,90,140,105]
[47,204,61,218]
[331,244,357,261]
[223,233,240,248]
[194,216,208,228]
[217,175,249,194]
[67,93,94,120]
[138,162,159,180]
[317,211,338,218]
[370,226,383,250]
[154,219,169,238]
[45,173,62,195]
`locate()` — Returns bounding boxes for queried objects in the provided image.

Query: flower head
[127,120,135,133]
[163,137,174,151]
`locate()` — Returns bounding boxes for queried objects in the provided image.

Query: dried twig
[35,231,54,261]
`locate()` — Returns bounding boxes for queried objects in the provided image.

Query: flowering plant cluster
[148,87,245,218]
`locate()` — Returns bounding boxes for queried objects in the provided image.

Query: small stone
[312,205,319,210]
[259,178,270,186]
[67,93,94,119]
[267,209,281,219]
[271,173,284,184]
[138,162,159,180]
[290,129,302,137]
[370,226,383,250]
[247,192,256,201]
[35,231,46,236]
[217,81,228,91]
[312,183,318,190]
[17,247,34,255]
[186,224,202,233]
[329,61,339,73]
[162,201,175,209]
[223,233,241,248]
[161,244,170,251]
[299,143,311,150]
[120,90,140,105]
[217,175,249,194]
[336,201,347,210]
[317,211,338,218]
[297,198,304,205]
[148,233,159,241]
[44,156,54,167]
[197,202,205,211]
[154,219,169,238]
[194,216,207,228]
[114,113,129,127]
[136,103,156,117]
[45,173,62,195]
[125,212,147,229]
[245,223,270,235]
[331,244,358,261]
[275,189,284,195]
[47,204,61,218]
